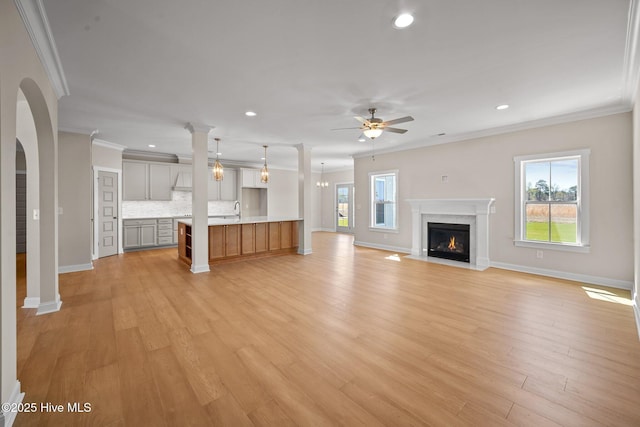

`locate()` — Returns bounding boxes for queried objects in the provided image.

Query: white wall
[1,0,61,419]
[355,113,633,286]
[92,143,122,170]
[58,132,92,270]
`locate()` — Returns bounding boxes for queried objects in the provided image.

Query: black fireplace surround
[427,222,470,263]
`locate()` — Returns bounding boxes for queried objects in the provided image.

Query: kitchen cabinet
[209,168,237,201]
[241,224,255,254]
[157,218,173,245]
[240,168,268,188]
[179,219,299,266]
[178,222,190,262]
[123,219,157,249]
[209,224,241,261]
[123,160,172,201]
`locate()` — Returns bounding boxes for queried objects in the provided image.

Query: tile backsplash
[122,191,237,218]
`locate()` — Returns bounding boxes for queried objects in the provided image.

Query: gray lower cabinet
[157,218,173,245]
[123,219,158,249]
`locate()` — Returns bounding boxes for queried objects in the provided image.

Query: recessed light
[245,111,257,117]
[393,13,414,29]
[148,144,156,148]
[496,104,510,110]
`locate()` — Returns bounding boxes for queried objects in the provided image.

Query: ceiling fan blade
[354,116,368,124]
[383,116,414,126]
[384,127,408,134]
[331,126,362,131]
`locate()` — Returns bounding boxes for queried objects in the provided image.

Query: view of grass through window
[524,158,578,244]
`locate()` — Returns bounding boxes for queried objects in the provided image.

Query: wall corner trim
[14,0,70,98]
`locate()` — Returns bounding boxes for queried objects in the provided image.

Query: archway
[18,78,60,315]
[15,90,41,309]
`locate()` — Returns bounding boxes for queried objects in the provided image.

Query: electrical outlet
[33,209,39,220]
[441,175,449,183]
[536,250,543,259]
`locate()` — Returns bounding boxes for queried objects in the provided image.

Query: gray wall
[355,112,633,286]
[58,132,92,269]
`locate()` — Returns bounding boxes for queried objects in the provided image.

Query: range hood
[172,171,192,191]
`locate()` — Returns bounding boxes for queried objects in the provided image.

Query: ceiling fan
[333,108,414,139]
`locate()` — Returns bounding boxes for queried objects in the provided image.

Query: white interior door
[98,171,118,257]
[336,183,354,233]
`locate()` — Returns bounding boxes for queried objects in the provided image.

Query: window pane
[525,203,549,241]
[550,159,578,201]
[525,162,550,201]
[550,204,577,243]
[371,172,397,229]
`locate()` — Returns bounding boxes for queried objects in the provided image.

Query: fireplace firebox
[428,222,470,263]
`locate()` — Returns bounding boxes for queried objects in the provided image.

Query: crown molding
[623,0,640,108]
[122,149,178,163]
[92,139,126,152]
[14,0,70,99]
[184,122,214,135]
[352,102,631,159]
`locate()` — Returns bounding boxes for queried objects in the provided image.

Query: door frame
[93,166,123,259]
[335,181,354,233]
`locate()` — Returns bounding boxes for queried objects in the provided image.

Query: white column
[185,123,212,273]
[296,144,312,255]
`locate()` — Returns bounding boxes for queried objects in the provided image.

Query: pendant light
[260,145,269,184]
[212,138,224,181]
[316,162,328,188]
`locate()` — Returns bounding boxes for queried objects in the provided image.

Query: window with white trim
[370,171,397,230]
[514,150,590,252]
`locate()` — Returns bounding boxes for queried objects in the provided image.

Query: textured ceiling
[42,0,634,171]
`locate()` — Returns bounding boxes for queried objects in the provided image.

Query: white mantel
[407,198,495,270]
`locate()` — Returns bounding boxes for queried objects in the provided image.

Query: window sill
[369,227,399,234]
[514,240,590,253]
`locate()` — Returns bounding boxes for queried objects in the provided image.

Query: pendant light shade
[212,138,224,181]
[363,127,383,139]
[260,145,269,184]
[316,162,328,188]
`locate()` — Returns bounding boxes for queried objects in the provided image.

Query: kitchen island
[177,216,302,266]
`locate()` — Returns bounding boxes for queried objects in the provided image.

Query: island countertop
[177,216,303,226]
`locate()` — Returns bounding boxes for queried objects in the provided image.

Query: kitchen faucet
[234,201,240,216]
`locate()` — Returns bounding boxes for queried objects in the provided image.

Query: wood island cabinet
[255,223,268,253]
[179,219,299,266]
[209,224,241,261]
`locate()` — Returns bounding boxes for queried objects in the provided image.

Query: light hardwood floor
[15,232,640,426]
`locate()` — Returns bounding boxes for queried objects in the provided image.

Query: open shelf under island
[177,216,302,266]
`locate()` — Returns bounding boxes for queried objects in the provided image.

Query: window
[514,150,590,252]
[370,171,398,230]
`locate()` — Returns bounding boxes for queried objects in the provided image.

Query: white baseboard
[312,227,335,232]
[58,262,93,274]
[634,301,640,341]
[353,240,411,254]
[2,380,24,426]
[22,297,40,308]
[190,264,210,274]
[298,248,313,255]
[491,261,633,290]
[36,296,62,315]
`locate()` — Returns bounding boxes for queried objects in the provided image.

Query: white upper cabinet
[220,168,237,201]
[241,168,268,188]
[123,160,172,201]
[209,167,237,201]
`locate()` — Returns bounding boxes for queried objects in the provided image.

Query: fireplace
[428,222,471,262]
[407,199,494,270]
